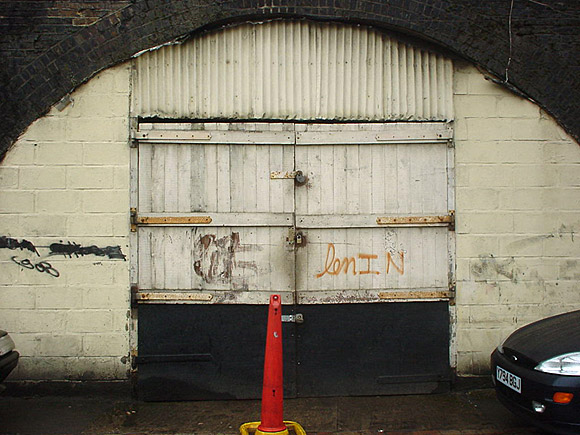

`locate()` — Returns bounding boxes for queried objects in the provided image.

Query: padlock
[294,170,308,186]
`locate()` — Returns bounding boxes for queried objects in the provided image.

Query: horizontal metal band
[378,291,452,300]
[134,130,294,144]
[134,292,213,302]
[137,216,212,225]
[376,214,454,226]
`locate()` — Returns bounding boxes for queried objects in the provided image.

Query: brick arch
[1,0,578,160]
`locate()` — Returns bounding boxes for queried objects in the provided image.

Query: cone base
[239,421,306,435]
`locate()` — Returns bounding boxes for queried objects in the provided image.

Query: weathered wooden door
[293,124,454,396]
[132,122,454,400]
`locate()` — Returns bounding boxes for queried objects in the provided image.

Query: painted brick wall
[0,63,131,380]
[454,60,580,375]
[2,57,580,381]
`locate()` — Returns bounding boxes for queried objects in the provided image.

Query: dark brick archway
[1,1,579,161]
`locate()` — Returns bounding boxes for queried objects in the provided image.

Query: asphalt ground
[0,380,545,435]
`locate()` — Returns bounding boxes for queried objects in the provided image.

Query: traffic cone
[239,295,306,435]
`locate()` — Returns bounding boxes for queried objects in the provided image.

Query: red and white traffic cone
[239,295,306,435]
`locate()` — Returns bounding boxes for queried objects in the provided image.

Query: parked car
[0,330,18,383]
[491,310,580,435]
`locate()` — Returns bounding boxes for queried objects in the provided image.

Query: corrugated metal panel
[133,20,453,121]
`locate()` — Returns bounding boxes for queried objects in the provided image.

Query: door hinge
[282,313,304,324]
[130,208,137,232]
[130,284,139,308]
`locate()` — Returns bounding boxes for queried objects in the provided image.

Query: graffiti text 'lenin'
[316,243,405,278]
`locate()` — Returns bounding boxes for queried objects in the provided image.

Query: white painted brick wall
[0,63,131,381]
[2,56,580,382]
[454,60,580,375]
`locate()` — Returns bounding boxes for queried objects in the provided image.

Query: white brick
[557,165,580,186]
[0,261,63,286]
[456,328,503,355]
[82,190,128,213]
[511,165,558,187]
[499,281,545,304]
[36,190,81,213]
[511,119,557,141]
[13,357,68,380]
[455,140,500,164]
[23,117,68,142]
[64,262,115,286]
[0,168,18,188]
[67,167,115,189]
[499,235,544,257]
[0,309,65,333]
[37,334,82,356]
[83,286,129,309]
[19,167,66,189]
[113,167,130,190]
[83,333,128,356]
[18,215,67,236]
[456,212,513,234]
[67,215,113,236]
[462,164,512,188]
[1,142,35,165]
[466,72,505,96]
[72,94,129,118]
[66,310,113,333]
[0,215,19,233]
[498,188,544,211]
[496,95,540,118]
[83,142,129,165]
[9,333,40,355]
[454,95,499,118]
[0,191,34,213]
[456,188,499,210]
[0,286,36,308]
[67,118,128,143]
[111,309,130,332]
[456,281,500,305]
[543,188,580,210]
[65,357,127,380]
[466,118,513,141]
[36,287,83,309]
[456,235,499,257]
[35,143,83,165]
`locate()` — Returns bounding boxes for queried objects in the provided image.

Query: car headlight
[535,352,580,376]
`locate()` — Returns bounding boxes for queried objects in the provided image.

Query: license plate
[496,366,522,393]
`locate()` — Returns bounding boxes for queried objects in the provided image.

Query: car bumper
[0,351,19,383]
[491,348,580,435]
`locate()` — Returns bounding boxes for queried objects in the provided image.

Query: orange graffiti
[386,251,405,275]
[358,253,380,275]
[316,243,357,278]
[316,243,406,278]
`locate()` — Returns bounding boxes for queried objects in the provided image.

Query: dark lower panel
[136,302,450,401]
[137,304,297,401]
[295,302,451,397]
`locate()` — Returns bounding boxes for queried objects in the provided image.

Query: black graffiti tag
[49,242,126,260]
[11,256,60,277]
[0,236,39,256]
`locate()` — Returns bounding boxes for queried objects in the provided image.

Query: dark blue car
[491,310,580,435]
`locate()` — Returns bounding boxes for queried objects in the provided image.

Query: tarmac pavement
[0,380,546,435]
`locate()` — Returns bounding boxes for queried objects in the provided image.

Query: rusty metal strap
[376,212,454,226]
[134,292,213,302]
[378,291,453,300]
[137,216,212,225]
